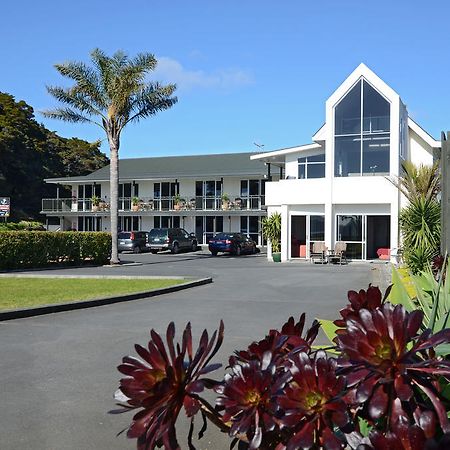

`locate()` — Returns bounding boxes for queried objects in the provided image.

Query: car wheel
[133,246,141,254]
[211,250,218,256]
[151,250,158,254]
[235,245,241,256]
[171,243,179,254]
[191,241,197,252]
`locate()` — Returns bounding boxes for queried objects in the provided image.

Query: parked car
[148,228,198,254]
[118,231,150,254]
[208,233,257,256]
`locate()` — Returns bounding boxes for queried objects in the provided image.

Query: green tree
[44,49,177,264]
[0,92,107,219]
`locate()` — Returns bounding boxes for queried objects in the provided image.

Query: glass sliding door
[336,215,363,259]
[290,215,325,259]
[336,214,391,260]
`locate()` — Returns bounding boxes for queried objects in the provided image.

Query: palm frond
[46,86,106,119]
[42,107,98,125]
[54,61,106,110]
[125,82,178,126]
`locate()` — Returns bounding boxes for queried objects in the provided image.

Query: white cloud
[152,56,254,91]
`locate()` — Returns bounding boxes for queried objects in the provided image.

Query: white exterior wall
[409,129,434,167]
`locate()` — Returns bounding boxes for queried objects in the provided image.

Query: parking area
[0,250,372,449]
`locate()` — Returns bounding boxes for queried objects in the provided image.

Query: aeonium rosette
[278,351,351,450]
[215,353,289,449]
[112,321,224,450]
[336,302,450,436]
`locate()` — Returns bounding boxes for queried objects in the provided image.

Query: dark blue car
[208,232,257,256]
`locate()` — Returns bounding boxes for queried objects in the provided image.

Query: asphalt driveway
[0,250,373,450]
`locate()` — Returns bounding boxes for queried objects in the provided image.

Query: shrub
[113,286,450,449]
[0,231,111,269]
[261,212,281,253]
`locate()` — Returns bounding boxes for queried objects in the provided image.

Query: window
[153,216,180,229]
[195,181,222,210]
[240,216,260,244]
[334,80,390,177]
[297,154,325,179]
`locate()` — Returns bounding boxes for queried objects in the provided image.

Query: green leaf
[319,319,339,345]
[388,267,416,311]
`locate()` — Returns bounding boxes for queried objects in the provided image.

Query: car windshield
[213,233,234,240]
[149,229,168,238]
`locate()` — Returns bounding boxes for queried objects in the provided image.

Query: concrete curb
[0,277,212,321]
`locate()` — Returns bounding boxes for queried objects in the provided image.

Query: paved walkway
[0,251,372,449]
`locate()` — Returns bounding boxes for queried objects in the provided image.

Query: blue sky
[1,0,449,158]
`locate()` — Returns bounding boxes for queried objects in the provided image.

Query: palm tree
[395,160,440,203]
[391,161,441,272]
[44,49,177,264]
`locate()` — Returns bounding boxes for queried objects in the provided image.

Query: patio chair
[328,241,347,265]
[310,242,328,264]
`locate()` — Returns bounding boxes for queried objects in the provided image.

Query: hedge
[0,231,111,270]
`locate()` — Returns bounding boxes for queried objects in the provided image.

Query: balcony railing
[42,195,264,213]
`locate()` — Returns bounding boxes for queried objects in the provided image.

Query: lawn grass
[0,277,186,310]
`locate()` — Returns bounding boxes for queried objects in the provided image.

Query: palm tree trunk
[109,135,120,264]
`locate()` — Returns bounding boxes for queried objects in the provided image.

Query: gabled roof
[46,152,266,184]
[408,118,441,148]
[250,143,323,164]
[326,63,400,109]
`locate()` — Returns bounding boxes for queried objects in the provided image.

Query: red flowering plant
[113,286,450,449]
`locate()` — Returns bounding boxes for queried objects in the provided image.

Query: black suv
[117,231,150,254]
[148,228,198,254]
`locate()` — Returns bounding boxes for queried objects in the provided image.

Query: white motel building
[43,64,441,261]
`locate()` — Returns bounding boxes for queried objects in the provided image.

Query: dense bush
[0,231,111,269]
[113,286,450,450]
[0,220,46,231]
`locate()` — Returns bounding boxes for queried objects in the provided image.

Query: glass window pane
[310,216,324,241]
[206,216,214,232]
[216,216,223,232]
[345,242,363,259]
[85,185,93,198]
[195,181,203,196]
[363,81,390,133]
[307,163,325,179]
[335,80,361,135]
[205,181,215,196]
[240,180,248,197]
[215,181,222,197]
[124,183,132,197]
[161,183,169,197]
[249,216,258,233]
[249,180,259,195]
[240,216,247,232]
[173,216,180,228]
[337,215,362,241]
[335,136,361,177]
[154,183,161,198]
[154,216,160,228]
[308,154,325,162]
[298,164,306,179]
[298,157,307,163]
[362,134,390,175]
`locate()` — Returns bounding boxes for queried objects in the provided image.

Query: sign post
[0,197,10,223]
